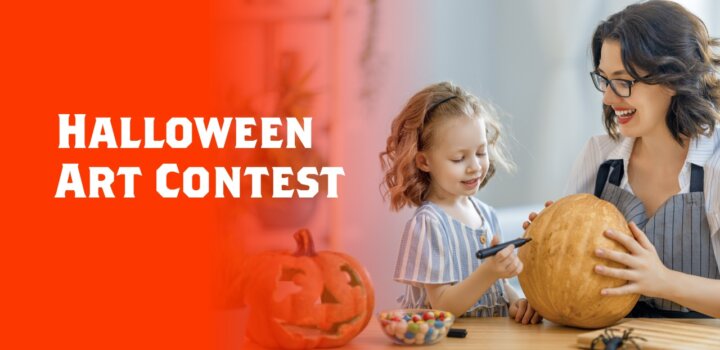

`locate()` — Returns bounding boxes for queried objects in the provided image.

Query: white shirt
[564,127,720,268]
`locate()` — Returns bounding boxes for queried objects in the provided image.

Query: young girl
[381,82,541,324]
[526,0,720,318]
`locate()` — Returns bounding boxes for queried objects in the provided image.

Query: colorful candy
[377,309,455,345]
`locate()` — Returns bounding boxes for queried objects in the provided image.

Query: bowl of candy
[377,309,455,345]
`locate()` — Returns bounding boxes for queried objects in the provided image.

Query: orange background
[2,0,378,348]
[2,1,219,349]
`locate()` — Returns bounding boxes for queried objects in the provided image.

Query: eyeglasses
[590,72,636,98]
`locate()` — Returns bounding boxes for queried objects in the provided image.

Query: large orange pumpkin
[518,194,640,329]
[238,229,375,349]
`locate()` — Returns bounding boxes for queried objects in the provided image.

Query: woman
[526,0,720,318]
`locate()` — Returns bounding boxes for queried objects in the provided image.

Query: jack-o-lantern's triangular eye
[280,267,303,281]
[341,264,363,288]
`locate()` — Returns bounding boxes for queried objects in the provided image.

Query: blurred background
[217,0,720,324]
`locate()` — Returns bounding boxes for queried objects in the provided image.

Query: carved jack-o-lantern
[239,229,375,349]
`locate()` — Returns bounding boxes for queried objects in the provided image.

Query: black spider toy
[590,327,647,350]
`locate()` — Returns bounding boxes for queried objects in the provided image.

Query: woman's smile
[614,107,637,125]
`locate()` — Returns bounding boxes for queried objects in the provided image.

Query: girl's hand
[486,236,523,279]
[521,201,554,230]
[509,298,543,324]
[593,222,672,298]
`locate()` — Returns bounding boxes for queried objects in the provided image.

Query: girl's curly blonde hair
[380,82,513,211]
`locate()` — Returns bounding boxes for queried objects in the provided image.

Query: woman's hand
[486,236,523,279]
[509,298,543,324]
[521,201,554,230]
[593,222,672,298]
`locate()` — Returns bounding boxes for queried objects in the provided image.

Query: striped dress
[393,197,509,317]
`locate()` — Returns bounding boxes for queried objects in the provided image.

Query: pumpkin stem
[293,229,316,256]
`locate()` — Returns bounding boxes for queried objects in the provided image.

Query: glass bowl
[377,309,455,345]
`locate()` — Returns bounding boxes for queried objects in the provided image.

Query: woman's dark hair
[591,0,720,143]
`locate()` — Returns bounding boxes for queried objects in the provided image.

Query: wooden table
[338,317,720,349]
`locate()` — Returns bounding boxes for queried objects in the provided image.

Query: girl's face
[597,40,675,139]
[416,116,489,202]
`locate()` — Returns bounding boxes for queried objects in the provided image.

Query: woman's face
[597,40,675,139]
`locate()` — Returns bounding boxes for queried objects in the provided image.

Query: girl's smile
[462,177,481,189]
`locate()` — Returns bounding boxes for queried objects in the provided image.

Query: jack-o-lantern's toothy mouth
[277,315,364,338]
[273,264,370,337]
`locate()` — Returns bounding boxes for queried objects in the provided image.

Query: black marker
[447,328,467,338]
[475,238,532,259]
